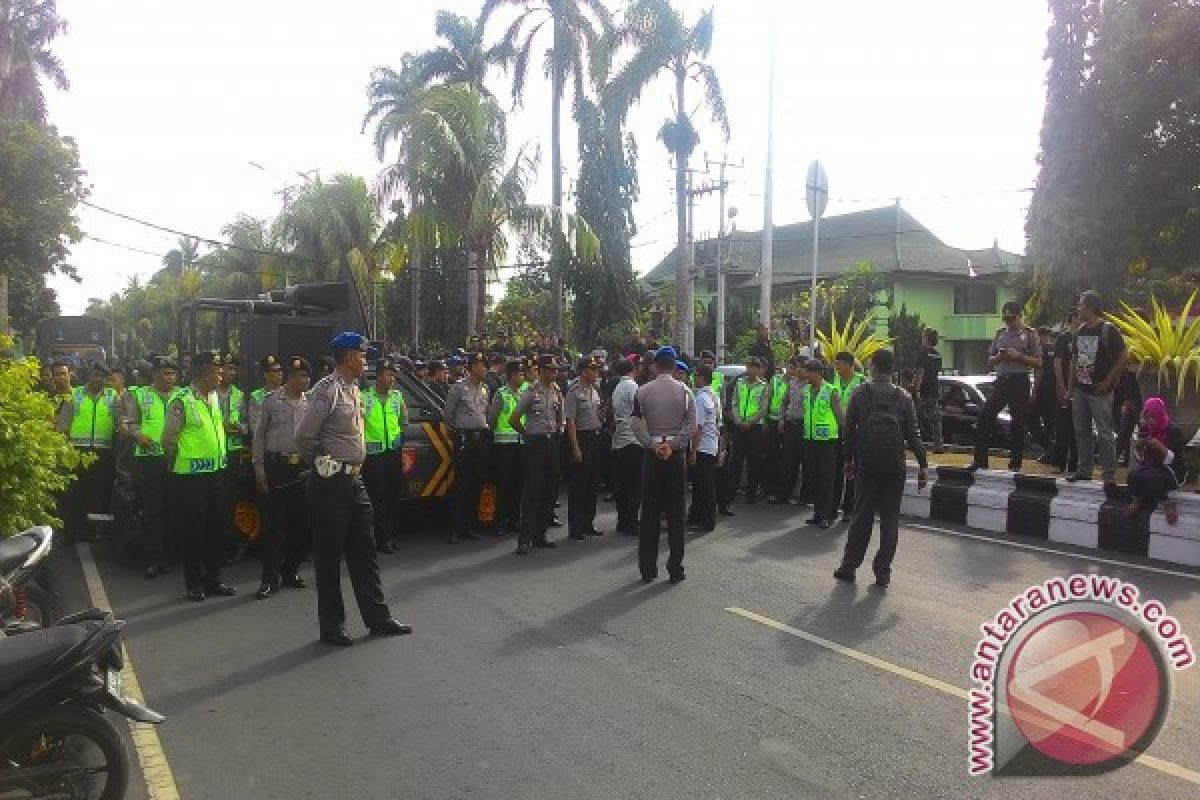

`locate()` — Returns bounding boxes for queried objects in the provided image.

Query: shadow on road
[782,583,899,668]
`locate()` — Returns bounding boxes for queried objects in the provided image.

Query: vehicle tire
[0,705,129,800]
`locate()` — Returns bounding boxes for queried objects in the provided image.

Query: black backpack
[858,383,906,478]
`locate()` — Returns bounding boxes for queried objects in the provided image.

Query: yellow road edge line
[77,541,182,800]
[725,606,1200,786]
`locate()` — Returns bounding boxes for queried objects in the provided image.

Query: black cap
[699,350,716,360]
[577,356,600,372]
[319,355,335,371]
[285,355,311,376]
[412,359,427,370]
[1002,300,1023,315]
[395,355,414,372]
[804,358,825,371]
[151,355,178,371]
[428,360,446,371]
[377,357,397,374]
[221,352,240,367]
[260,354,282,371]
[505,358,525,377]
[539,354,560,370]
[192,352,221,369]
[87,360,111,376]
[488,352,506,366]
[465,352,486,367]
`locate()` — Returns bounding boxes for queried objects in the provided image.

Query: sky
[46,0,1052,315]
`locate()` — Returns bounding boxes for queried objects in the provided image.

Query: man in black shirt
[1046,314,1078,473]
[747,324,776,379]
[1028,326,1057,453]
[912,328,943,453]
[1068,290,1127,483]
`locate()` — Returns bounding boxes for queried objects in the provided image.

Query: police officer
[443,352,491,543]
[426,360,449,401]
[252,356,312,599]
[56,361,118,542]
[634,346,696,583]
[800,358,844,528]
[762,360,788,499]
[217,353,246,551]
[510,354,563,555]
[487,359,525,535]
[724,356,768,505]
[295,332,411,646]
[565,355,604,540]
[162,352,237,602]
[771,358,806,505]
[362,357,408,553]
[246,354,284,437]
[970,301,1042,472]
[123,355,179,578]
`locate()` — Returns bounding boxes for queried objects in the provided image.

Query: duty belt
[266,452,303,466]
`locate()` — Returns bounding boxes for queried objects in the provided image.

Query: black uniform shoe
[447,532,461,544]
[256,583,276,600]
[586,529,604,537]
[320,628,354,647]
[805,516,821,526]
[159,563,174,575]
[186,588,206,602]
[668,572,686,584]
[874,573,891,589]
[144,565,160,580]
[465,530,482,541]
[532,539,558,549]
[1008,461,1022,472]
[640,571,657,583]
[281,574,307,589]
[376,541,395,554]
[818,519,833,530]
[833,567,856,583]
[767,496,788,505]
[370,618,413,636]
[966,462,985,472]
[718,506,735,517]
[206,582,237,597]
[515,543,532,555]
[549,516,563,528]
[569,532,586,540]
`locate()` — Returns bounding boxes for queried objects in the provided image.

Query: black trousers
[639,450,686,578]
[833,441,855,514]
[62,447,115,541]
[802,439,839,521]
[777,422,805,501]
[763,420,783,497]
[491,443,524,531]
[452,431,490,536]
[688,451,717,530]
[1027,395,1056,449]
[568,429,601,535]
[362,450,400,547]
[1048,400,1078,471]
[306,473,390,633]
[614,443,643,533]
[133,455,171,566]
[1116,405,1139,463]
[724,425,764,502]
[519,434,560,546]
[169,471,225,591]
[973,373,1030,466]
[840,470,905,578]
[260,459,310,584]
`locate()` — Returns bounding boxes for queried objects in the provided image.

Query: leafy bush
[1105,291,1200,402]
[0,337,85,537]
[817,311,893,365]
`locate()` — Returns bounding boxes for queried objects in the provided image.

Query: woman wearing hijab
[1125,396,1186,524]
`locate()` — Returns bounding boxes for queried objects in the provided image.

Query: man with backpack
[834,350,928,588]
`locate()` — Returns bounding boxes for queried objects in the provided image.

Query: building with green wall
[643,202,1023,374]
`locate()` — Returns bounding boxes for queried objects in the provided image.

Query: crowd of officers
[48,326,921,638]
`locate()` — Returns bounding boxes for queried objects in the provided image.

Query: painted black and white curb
[900,463,1200,567]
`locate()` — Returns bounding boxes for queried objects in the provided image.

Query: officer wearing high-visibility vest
[832,351,865,516]
[486,358,526,535]
[763,366,789,502]
[56,361,119,542]
[800,357,845,528]
[722,356,769,507]
[361,357,408,554]
[246,354,284,438]
[162,352,237,602]
[122,356,179,579]
[217,353,246,551]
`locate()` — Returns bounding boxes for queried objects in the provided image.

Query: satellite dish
[806,161,829,220]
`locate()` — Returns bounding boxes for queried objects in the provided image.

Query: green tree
[605,1,730,348]
[887,306,924,373]
[480,0,614,336]
[0,336,84,535]
[396,10,512,97]
[0,0,69,122]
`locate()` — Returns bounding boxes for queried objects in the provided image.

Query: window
[953,284,998,315]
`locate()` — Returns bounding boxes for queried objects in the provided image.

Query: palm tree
[408,10,511,96]
[480,0,613,336]
[208,214,272,298]
[161,236,200,278]
[606,1,730,348]
[0,0,68,122]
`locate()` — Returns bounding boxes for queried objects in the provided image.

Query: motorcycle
[0,527,58,633]
[0,608,164,799]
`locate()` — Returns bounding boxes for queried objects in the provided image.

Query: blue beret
[447,355,465,367]
[675,360,691,373]
[331,331,367,351]
[654,345,677,363]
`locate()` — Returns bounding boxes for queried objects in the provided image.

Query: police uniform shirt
[632,373,696,451]
[990,326,1042,376]
[694,386,720,456]
[294,372,367,466]
[515,382,562,435]
[443,379,489,431]
[252,388,311,480]
[609,376,639,450]
[564,379,602,431]
[783,378,807,422]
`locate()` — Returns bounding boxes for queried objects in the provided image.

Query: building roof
[643,203,1022,288]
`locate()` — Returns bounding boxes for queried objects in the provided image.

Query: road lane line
[906,522,1200,581]
[725,606,1200,785]
[77,542,182,800]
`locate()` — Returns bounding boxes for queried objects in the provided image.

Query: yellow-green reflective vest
[803,382,839,441]
[736,380,767,423]
[172,388,227,475]
[767,374,788,421]
[68,387,117,449]
[363,387,406,454]
[494,385,522,444]
[132,386,172,457]
[835,372,864,400]
[690,370,724,396]
[222,386,244,451]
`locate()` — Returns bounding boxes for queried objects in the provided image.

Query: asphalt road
[70,495,1199,800]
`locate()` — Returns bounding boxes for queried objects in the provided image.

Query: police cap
[285,355,311,376]
[377,357,397,374]
[331,331,367,351]
[428,360,446,371]
[505,358,525,377]
[446,355,465,368]
[87,360,111,376]
[804,358,826,372]
[221,352,240,367]
[675,359,691,374]
[577,355,600,373]
[699,349,716,360]
[260,354,282,372]
[653,345,677,365]
[538,353,561,370]
[151,355,178,371]
[191,352,221,369]
[465,352,486,368]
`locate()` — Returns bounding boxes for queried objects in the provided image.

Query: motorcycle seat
[0,625,89,696]
[0,536,38,575]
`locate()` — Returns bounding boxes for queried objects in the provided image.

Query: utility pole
[706,154,742,364]
[684,168,729,356]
